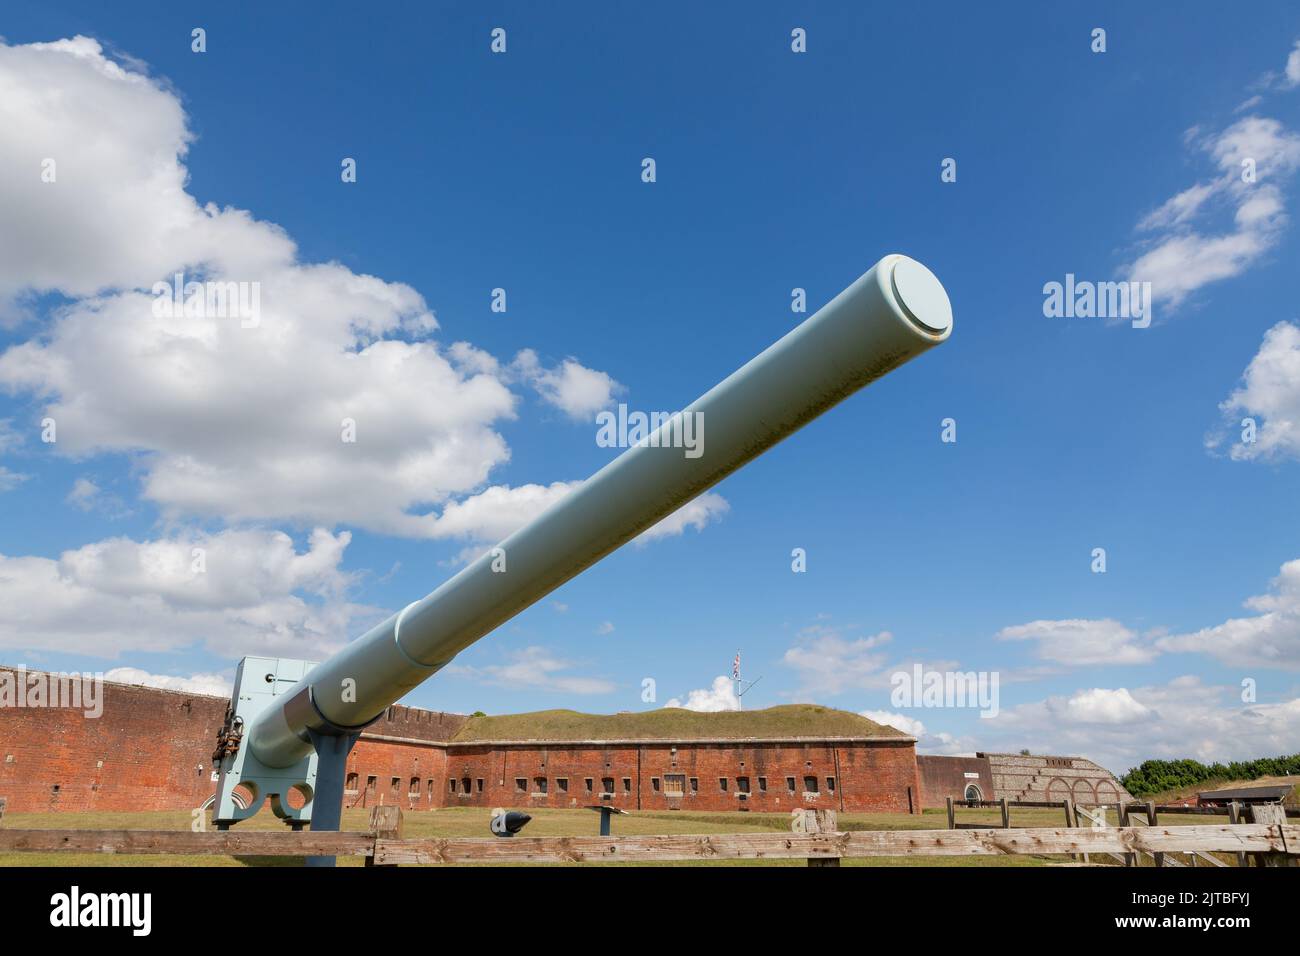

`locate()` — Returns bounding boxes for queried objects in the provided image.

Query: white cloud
[65,476,128,517]
[636,492,729,543]
[860,710,972,754]
[1156,557,1300,669]
[0,419,21,454]
[66,477,99,509]
[859,709,924,736]
[1125,117,1300,309]
[512,349,621,420]
[1212,321,1300,461]
[429,483,729,565]
[596,621,615,635]
[1058,687,1152,724]
[995,618,1156,666]
[1288,40,1300,88]
[665,675,739,712]
[445,645,614,695]
[103,667,231,697]
[428,481,580,544]
[0,466,27,491]
[0,527,375,659]
[0,36,257,308]
[0,36,636,541]
[988,677,1300,774]
[781,624,896,697]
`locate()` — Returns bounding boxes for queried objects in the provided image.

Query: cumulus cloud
[1125,116,1300,309]
[636,492,729,543]
[1156,557,1300,669]
[1057,687,1152,724]
[780,624,896,697]
[103,667,232,697]
[1258,38,1300,91]
[444,645,614,695]
[859,709,971,753]
[0,36,636,541]
[1211,321,1300,461]
[0,527,376,659]
[988,677,1300,774]
[665,675,739,712]
[428,482,580,546]
[512,349,621,420]
[429,483,728,565]
[859,709,924,736]
[995,618,1157,666]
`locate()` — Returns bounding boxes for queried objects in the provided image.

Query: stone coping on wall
[440,735,918,747]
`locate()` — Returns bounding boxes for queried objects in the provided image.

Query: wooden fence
[1,821,1294,867]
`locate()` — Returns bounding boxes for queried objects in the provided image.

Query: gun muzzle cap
[890,256,952,336]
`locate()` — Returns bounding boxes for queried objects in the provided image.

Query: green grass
[7,804,1222,867]
[451,704,908,742]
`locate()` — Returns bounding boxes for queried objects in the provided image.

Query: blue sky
[2,2,1299,774]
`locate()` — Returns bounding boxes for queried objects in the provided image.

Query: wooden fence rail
[0,829,374,856]
[1,824,1295,865]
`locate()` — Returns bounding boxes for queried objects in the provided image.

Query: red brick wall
[342,738,449,813]
[0,675,228,814]
[916,754,995,808]
[0,670,461,815]
[441,739,919,814]
[0,669,919,816]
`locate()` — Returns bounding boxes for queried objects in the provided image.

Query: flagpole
[734,649,741,711]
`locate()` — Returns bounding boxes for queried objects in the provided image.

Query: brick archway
[1071,777,1096,805]
[1094,779,1120,805]
[1045,777,1070,802]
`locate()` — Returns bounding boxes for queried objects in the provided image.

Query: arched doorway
[963,783,983,802]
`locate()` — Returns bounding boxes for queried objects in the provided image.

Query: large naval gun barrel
[249,254,952,769]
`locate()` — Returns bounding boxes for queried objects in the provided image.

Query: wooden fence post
[799,809,840,866]
[366,805,403,868]
[1145,800,1163,868]
[1063,799,1076,863]
[1228,801,1248,868]
[1250,804,1293,868]
[946,796,955,830]
[999,798,1010,830]
[1117,802,1136,867]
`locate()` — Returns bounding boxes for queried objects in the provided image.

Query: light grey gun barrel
[250,254,953,768]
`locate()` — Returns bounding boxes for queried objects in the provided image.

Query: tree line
[1121,754,1300,797]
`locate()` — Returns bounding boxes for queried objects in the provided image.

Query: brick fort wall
[0,668,921,815]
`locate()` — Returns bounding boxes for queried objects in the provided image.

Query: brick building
[916,751,1131,807]
[0,667,920,815]
[0,666,1130,817]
